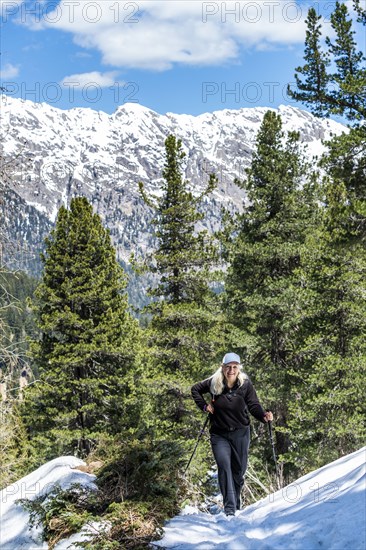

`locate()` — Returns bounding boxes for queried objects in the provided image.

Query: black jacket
[191,376,266,434]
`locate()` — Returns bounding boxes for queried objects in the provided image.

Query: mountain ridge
[1,95,347,273]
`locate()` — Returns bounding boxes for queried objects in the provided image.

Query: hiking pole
[184,415,209,475]
[268,420,281,489]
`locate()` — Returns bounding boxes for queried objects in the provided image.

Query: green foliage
[354,0,366,21]
[224,109,365,479]
[284,193,366,470]
[18,435,187,549]
[285,0,366,472]
[0,270,37,356]
[287,7,331,118]
[148,301,222,380]
[140,135,218,307]
[0,402,31,489]
[86,435,197,548]
[223,110,319,482]
[321,126,366,241]
[134,135,227,514]
[0,269,37,398]
[21,197,142,462]
[95,435,186,502]
[288,1,366,120]
[138,135,223,430]
[0,270,36,488]
[17,483,96,549]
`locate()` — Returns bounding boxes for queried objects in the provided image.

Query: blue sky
[1,0,364,115]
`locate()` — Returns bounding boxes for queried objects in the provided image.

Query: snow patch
[0,456,97,549]
[153,447,366,550]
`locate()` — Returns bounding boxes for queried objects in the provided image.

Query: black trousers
[210,427,250,515]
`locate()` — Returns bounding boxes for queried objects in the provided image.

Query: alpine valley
[0,95,347,289]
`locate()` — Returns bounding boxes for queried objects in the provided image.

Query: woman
[191,352,273,516]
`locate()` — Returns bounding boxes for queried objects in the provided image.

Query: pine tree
[289,1,365,239]
[138,135,222,433]
[288,1,366,120]
[141,135,217,307]
[140,135,220,375]
[285,0,366,470]
[22,197,140,461]
[223,111,319,482]
[326,2,365,118]
[286,177,366,470]
[288,8,331,117]
[285,124,366,469]
[321,126,366,241]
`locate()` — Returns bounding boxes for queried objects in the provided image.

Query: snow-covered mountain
[1,95,347,272]
[1,447,365,549]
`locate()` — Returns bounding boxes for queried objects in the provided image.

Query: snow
[54,521,110,550]
[1,94,349,263]
[0,456,97,549]
[153,446,366,550]
[1,95,346,216]
[1,448,364,549]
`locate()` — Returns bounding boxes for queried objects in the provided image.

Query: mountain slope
[1,96,347,270]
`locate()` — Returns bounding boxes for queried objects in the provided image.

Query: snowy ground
[0,456,97,549]
[153,446,366,550]
[1,448,365,549]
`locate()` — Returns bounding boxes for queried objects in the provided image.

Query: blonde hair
[210,365,248,397]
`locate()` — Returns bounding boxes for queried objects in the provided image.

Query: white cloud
[60,70,120,88]
[22,1,312,70]
[0,63,20,79]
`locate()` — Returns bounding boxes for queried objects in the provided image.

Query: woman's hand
[263,411,273,422]
[206,403,214,414]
